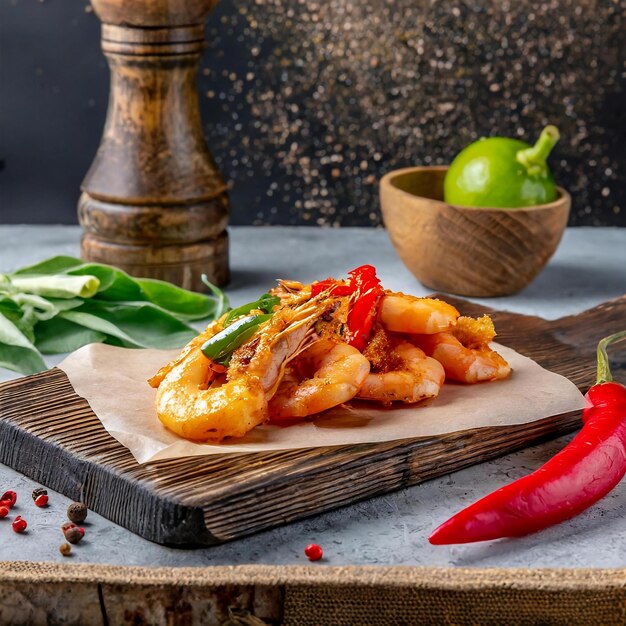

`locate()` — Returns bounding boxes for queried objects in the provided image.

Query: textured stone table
[0,225,624,570]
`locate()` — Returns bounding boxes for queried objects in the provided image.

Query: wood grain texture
[0,296,624,546]
[380,166,571,297]
[79,1,229,289]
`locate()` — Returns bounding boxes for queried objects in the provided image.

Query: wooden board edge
[199,411,581,544]
[0,413,216,545]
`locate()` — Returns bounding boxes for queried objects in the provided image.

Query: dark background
[0,0,624,227]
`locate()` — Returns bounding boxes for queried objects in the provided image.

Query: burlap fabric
[0,563,624,625]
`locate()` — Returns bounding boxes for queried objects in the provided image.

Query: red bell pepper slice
[309,265,383,351]
[345,265,383,351]
[310,278,353,298]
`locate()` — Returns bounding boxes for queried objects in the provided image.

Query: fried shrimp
[269,339,370,419]
[150,264,513,443]
[356,341,445,404]
[378,292,460,335]
[147,318,224,389]
[413,315,511,383]
[153,299,333,441]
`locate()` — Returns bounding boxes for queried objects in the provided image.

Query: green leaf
[11,293,59,321]
[0,296,22,324]
[134,277,220,320]
[201,275,230,319]
[0,345,47,375]
[35,317,107,354]
[9,275,100,299]
[13,256,85,276]
[0,297,37,344]
[69,264,224,320]
[58,309,145,348]
[66,263,133,296]
[0,255,230,374]
[62,301,197,349]
[44,298,85,312]
[0,313,47,375]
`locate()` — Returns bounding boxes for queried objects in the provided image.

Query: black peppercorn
[59,543,72,556]
[64,526,83,544]
[67,502,88,524]
[32,487,47,502]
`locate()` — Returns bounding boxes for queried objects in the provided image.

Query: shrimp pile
[150,266,511,441]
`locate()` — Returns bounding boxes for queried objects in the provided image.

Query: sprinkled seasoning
[197,0,623,227]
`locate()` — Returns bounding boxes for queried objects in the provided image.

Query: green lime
[443,126,560,208]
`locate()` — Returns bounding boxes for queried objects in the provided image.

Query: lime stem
[596,330,626,384]
[516,125,560,176]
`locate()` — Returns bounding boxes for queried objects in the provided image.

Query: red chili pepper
[345,265,383,352]
[310,278,353,297]
[310,265,383,351]
[429,330,626,545]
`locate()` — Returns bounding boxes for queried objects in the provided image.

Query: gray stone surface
[0,225,624,568]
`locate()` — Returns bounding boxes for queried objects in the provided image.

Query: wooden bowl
[379,166,571,297]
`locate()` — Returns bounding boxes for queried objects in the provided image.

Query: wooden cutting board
[0,295,624,546]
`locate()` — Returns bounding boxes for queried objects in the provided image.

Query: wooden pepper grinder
[79,0,229,289]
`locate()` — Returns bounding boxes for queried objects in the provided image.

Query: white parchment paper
[58,343,585,464]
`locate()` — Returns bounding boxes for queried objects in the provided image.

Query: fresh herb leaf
[9,275,100,299]
[63,300,199,349]
[201,274,230,319]
[0,314,47,374]
[35,317,108,355]
[67,263,139,297]
[12,256,85,276]
[134,277,220,320]
[0,256,230,375]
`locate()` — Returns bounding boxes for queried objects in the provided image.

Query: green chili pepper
[223,293,280,327]
[201,314,272,364]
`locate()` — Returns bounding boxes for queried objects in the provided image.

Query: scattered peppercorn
[11,516,27,533]
[304,543,323,561]
[59,543,72,557]
[32,487,47,502]
[64,526,83,544]
[67,502,88,524]
[1,491,17,507]
[0,506,9,519]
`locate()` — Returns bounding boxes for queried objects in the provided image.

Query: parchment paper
[58,343,585,464]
